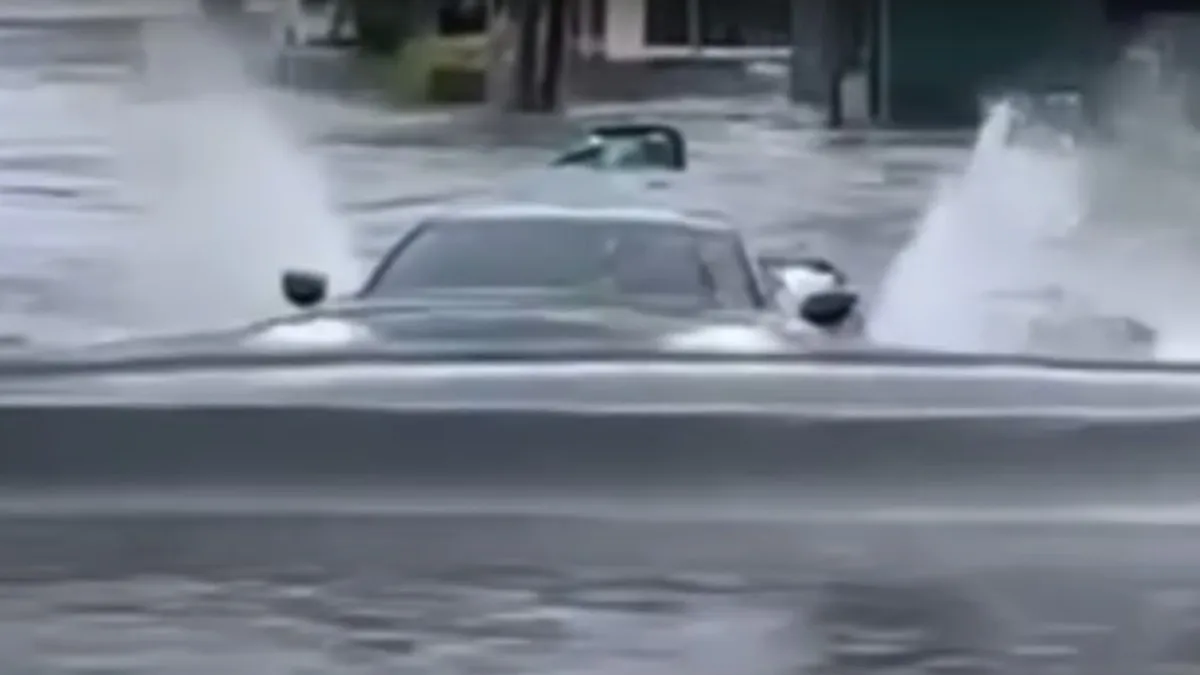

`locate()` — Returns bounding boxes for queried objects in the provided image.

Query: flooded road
[6,513,1200,675]
[0,11,968,342]
[8,6,1200,675]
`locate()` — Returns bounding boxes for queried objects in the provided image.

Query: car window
[607,227,708,296]
[363,217,757,308]
[697,234,764,309]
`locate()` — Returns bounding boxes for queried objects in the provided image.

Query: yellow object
[386,31,488,103]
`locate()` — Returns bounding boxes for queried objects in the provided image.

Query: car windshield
[556,134,676,170]
[362,216,762,309]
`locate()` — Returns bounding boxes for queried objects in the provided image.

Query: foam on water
[868,46,1200,363]
[1068,119,1200,361]
[114,19,359,333]
[867,101,1084,354]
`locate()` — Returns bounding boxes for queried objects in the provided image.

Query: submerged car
[550,123,688,172]
[254,204,859,352]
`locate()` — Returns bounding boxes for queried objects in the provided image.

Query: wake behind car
[259,204,860,352]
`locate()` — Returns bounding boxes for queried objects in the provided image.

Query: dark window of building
[697,0,790,46]
[438,0,488,36]
[644,0,691,45]
[590,0,607,40]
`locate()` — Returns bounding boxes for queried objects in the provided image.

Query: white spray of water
[114,20,359,333]
[869,18,1200,363]
[867,102,1085,353]
[1069,109,1200,360]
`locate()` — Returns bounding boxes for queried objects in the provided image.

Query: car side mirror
[282,269,327,308]
[800,289,859,328]
[758,255,847,298]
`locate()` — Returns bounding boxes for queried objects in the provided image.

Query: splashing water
[1069,116,1200,360]
[114,19,360,334]
[867,101,1085,354]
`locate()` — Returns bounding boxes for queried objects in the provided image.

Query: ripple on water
[2,10,1181,675]
[0,572,805,675]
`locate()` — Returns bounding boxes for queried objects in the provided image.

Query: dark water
[5,513,1200,674]
[5,5,1200,675]
[3,364,1200,673]
[0,516,1167,668]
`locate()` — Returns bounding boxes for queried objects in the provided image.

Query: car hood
[248,300,801,354]
[66,297,810,361]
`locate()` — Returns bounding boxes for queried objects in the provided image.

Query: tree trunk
[512,0,545,111]
[537,0,569,112]
[826,68,844,128]
[821,0,847,128]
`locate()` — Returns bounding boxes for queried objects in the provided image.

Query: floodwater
[7,4,1200,675]
[0,12,968,341]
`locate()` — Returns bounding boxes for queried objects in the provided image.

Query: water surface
[4,6,1200,675]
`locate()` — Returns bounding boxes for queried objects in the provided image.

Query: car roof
[425,203,736,234]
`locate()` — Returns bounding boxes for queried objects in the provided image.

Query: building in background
[270,0,1200,127]
[274,0,355,47]
[584,0,1200,126]
[275,0,792,62]
[584,0,790,61]
[867,0,1200,127]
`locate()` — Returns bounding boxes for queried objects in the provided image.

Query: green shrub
[350,0,414,55]
[374,32,490,104]
[389,32,441,103]
[428,67,486,103]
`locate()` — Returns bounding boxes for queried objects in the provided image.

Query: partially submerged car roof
[427,203,735,234]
